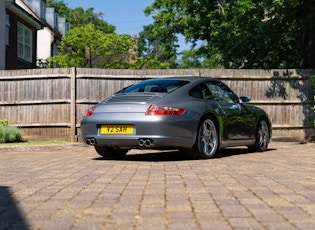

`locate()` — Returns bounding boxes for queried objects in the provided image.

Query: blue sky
[65,0,154,36]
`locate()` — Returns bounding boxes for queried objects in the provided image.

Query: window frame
[17,22,33,63]
[205,80,239,103]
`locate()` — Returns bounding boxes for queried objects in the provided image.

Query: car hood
[95,93,164,113]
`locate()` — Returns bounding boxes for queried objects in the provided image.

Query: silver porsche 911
[81,77,272,159]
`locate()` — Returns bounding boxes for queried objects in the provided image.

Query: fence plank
[0,68,314,141]
[70,67,76,142]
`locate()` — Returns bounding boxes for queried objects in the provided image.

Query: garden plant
[0,120,23,143]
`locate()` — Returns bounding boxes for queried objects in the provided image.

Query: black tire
[94,146,128,158]
[248,119,270,152]
[188,117,219,159]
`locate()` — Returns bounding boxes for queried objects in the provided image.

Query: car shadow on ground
[93,147,277,162]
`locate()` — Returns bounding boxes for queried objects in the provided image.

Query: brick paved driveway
[0,141,314,230]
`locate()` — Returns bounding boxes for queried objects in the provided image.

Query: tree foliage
[47,0,137,68]
[46,0,315,69]
[144,0,315,69]
[137,24,178,69]
[49,24,137,68]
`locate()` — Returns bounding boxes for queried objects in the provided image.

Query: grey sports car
[81,77,272,159]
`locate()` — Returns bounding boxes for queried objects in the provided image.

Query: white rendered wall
[37,27,52,61]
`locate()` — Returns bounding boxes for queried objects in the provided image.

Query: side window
[189,84,213,100]
[189,86,201,98]
[205,81,237,103]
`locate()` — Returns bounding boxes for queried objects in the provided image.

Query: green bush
[0,126,23,143]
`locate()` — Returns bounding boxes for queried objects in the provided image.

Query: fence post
[70,67,77,142]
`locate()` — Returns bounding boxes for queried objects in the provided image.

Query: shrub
[0,126,23,143]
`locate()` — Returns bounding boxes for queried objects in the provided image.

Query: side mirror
[239,96,251,103]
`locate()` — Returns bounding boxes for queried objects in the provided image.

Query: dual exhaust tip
[138,138,154,148]
[85,137,154,148]
[85,138,96,146]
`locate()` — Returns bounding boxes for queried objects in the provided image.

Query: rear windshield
[118,79,189,93]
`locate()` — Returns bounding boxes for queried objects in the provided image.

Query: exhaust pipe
[138,138,154,148]
[144,139,153,147]
[85,138,96,146]
[138,138,145,147]
[85,139,91,145]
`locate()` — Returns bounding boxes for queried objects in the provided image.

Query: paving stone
[0,141,314,229]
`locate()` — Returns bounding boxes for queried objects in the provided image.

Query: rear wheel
[94,146,128,158]
[188,117,219,159]
[248,119,270,152]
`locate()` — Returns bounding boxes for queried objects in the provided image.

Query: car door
[204,80,253,140]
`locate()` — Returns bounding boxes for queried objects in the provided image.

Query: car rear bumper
[81,112,199,149]
[82,134,195,149]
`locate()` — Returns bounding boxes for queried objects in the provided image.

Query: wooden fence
[0,68,314,142]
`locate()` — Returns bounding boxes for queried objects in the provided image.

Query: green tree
[49,24,136,68]
[144,0,315,69]
[68,7,115,33]
[178,50,203,69]
[212,1,302,69]
[138,24,178,69]
[47,0,69,16]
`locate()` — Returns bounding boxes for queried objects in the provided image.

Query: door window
[205,80,238,103]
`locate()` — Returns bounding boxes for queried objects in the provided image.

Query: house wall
[37,7,69,65]
[37,7,59,63]
[0,0,5,70]
[37,27,53,61]
[5,9,37,70]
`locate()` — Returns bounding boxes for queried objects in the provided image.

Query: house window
[5,15,10,46]
[17,23,33,62]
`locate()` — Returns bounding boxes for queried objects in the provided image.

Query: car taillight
[145,104,185,116]
[85,106,96,116]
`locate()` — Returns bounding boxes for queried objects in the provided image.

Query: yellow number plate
[100,125,134,135]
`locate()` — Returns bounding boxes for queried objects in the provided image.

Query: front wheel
[94,146,128,158]
[248,119,270,152]
[187,117,219,159]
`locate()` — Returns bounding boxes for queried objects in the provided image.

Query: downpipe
[138,138,154,148]
[85,138,96,146]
